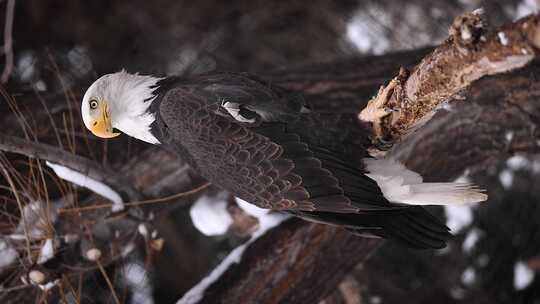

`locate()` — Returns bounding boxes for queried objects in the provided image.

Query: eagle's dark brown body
[147,73,450,249]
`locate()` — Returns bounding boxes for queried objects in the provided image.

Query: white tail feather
[364,158,488,206]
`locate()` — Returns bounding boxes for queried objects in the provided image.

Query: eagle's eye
[89,99,99,110]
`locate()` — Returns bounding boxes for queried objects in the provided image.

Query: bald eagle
[81,71,487,249]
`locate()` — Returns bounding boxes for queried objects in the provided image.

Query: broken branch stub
[360,12,540,149]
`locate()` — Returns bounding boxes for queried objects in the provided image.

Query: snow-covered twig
[0,134,142,202]
[36,238,54,265]
[9,200,59,241]
[47,161,125,212]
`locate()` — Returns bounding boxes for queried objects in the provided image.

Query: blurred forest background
[1,0,540,303]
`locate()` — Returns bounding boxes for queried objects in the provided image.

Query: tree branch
[0,134,143,201]
[360,12,540,149]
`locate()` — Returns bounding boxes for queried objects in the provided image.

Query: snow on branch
[9,199,59,241]
[0,134,142,202]
[179,198,289,304]
[36,238,54,265]
[46,161,125,212]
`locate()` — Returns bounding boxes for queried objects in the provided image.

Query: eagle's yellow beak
[89,101,120,139]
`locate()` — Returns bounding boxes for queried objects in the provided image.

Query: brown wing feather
[153,78,451,249]
[158,87,375,212]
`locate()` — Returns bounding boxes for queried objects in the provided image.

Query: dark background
[1,1,539,303]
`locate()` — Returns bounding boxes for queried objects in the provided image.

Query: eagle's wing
[158,82,450,249]
[158,84,392,213]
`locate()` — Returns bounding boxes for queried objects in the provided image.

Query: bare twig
[95,260,121,304]
[58,182,210,213]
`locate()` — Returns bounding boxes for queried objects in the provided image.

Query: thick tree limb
[0,134,142,201]
[199,220,380,304]
[359,12,540,149]
[185,12,540,304]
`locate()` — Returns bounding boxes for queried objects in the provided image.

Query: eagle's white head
[81,70,163,144]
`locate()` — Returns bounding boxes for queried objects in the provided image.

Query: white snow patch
[123,263,154,304]
[477,254,490,267]
[16,52,36,82]
[499,169,514,189]
[370,296,382,304]
[450,286,465,300]
[67,46,93,77]
[507,155,530,171]
[516,0,537,19]
[445,205,473,232]
[33,80,47,92]
[121,242,136,258]
[345,4,391,55]
[46,161,124,212]
[37,238,54,264]
[189,193,233,236]
[85,248,102,261]
[138,224,149,239]
[38,280,60,291]
[472,8,485,16]
[178,199,289,304]
[514,261,535,290]
[462,228,482,253]
[532,159,540,174]
[0,239,18,271]
[461,267,476,285]
[9,200,58,241]
[28,270,45,284]
[505,131,514,143]
[498,32,509,46]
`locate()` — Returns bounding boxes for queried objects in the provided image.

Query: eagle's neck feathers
[108,71,163,144]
